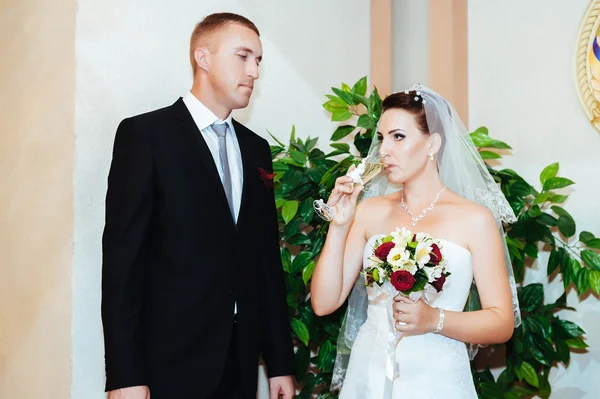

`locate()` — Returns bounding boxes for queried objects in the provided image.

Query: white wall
[72,1,370,397]
[469,1,600,397]
[392,0,429,91]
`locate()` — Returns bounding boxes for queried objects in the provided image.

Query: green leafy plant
[271,77,598,398]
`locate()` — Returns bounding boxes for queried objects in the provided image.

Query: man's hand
[108,385,150,399]
[268,375,294,399]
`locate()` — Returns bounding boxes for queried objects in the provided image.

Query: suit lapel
[171,98,234,224]
[232,119,254,230]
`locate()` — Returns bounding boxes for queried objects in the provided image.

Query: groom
[101,13,295,399]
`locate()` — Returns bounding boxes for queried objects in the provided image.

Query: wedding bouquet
[362,227,451,295]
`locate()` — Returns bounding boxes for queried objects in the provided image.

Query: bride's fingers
[393,295,415,304]
[395,321,413,333]
[350,184,363,203]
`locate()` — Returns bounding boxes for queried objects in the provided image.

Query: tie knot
[212,122,228,138]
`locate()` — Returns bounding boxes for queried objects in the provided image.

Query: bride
[310,85,521,398]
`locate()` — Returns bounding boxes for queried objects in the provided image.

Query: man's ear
[194,47,210,72]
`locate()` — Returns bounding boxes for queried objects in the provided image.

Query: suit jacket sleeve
[101,117,153,391]
[259,142,296,378]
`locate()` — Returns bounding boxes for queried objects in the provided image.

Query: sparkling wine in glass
[313,159,384,221]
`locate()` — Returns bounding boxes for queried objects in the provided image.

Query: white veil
[331,84,521,391]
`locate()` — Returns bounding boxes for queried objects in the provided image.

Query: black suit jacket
[101,98,295,397]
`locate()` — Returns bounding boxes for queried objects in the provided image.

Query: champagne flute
[313,158,384,221]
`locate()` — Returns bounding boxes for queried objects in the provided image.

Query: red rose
[390,270,416,291]
[258,167,275,190]
[375,241,395,261]
[412,234,417,242]
[430,243,442,266]
[432,274,446,292]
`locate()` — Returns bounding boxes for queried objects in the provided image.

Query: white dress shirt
[182,91,243,222]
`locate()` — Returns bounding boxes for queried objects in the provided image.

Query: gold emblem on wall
[576,0,600,132]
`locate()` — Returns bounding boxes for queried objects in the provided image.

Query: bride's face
[377,108,435,184]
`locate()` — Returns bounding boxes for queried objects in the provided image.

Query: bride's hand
[392,295,440,336]
[328,166,363,227]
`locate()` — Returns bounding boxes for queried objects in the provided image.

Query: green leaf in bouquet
[543,177,575,191]
[352,76,368,96]
[540,162,559,185]
[291,318,310,346]
[582,249,600,271]
[282,200,299,224]
[330,125,355,141]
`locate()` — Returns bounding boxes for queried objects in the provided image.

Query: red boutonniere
[258,167,275,190]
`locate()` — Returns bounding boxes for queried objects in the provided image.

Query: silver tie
[211,122,235,218]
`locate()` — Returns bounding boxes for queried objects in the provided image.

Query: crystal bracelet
[433,308,445,333]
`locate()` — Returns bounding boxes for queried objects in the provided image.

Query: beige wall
[0,1,76,398]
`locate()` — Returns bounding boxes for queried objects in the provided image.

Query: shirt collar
[182,91,234,132]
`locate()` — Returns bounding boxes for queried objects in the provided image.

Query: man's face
[205,23,263,111]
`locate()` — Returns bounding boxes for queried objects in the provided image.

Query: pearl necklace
[401,186,447,226]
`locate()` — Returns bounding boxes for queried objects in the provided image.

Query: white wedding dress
[339,234,478,398]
